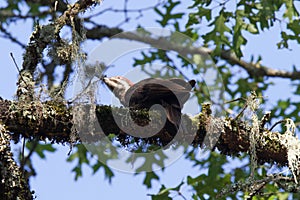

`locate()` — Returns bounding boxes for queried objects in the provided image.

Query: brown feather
[124,78,195,135]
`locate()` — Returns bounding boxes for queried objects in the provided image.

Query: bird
[102,75,196,136]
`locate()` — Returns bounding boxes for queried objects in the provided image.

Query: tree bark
[0,99,295,168]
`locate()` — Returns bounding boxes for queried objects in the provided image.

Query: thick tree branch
[219,174,300,198]
[17,0,102,102]
[22,0,101,73]
[220,51,300,79]
[0,124,33,200]
[86,25,123,39]
[0,99,298,170]
[86,26,300,80]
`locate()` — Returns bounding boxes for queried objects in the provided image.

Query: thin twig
[225,97,245,104]
[269,119,286,131]
[10,52,22,73]
[235,104,248,120]
[10,53,31,89]
[0,27,26,48]
[20,137,26,172]
[85,1,164,19]
[20,139,39,172]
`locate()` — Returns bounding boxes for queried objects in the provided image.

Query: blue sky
[1,1,300,199]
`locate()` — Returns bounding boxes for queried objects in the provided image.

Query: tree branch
[220,51,300,79]
[85,26,300,80]
[0,124,33,199]
[0,25,26,48]
[17,0,102,101]
[0,99,298,169]
[22,0,101,73]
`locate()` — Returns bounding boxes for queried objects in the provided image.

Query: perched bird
[102,75,195,136]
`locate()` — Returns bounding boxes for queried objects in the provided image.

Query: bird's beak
[102,77,118,91]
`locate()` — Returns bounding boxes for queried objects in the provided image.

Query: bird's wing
[161,99,181,128]
[125,78,194,106]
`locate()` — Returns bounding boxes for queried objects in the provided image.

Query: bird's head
[103,76,134,105]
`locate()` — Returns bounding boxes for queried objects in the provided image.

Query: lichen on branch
[0,98,299,172]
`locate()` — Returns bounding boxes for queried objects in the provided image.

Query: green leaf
[287,19,300,35]
[26,142,56,159]
[186,6,212,28]
[244,23,259,34]
[277,99,291,110]
[27,2,41,16]
[103,165,114,183]
[187,175,205,186]
[72,166,82,181]
[283,1,300,21]
[66,144,91,180]
[154,0,184,27]
[143,172,159,188]
[202,10,231,55]
[277,31,290,49]
[129,149,168,172]
[233,17,247,57]
[259,14,270,30]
